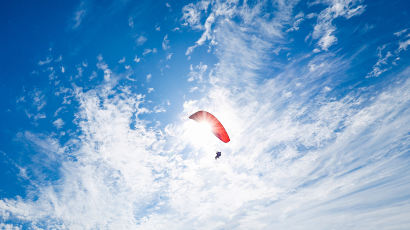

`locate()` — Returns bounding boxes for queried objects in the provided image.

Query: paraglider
[215,151,222,160]
[189,110,230,143]
[189,110,230,159]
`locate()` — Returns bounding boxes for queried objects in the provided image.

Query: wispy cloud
[394,28,408,37]
[286,12,304,32]
[181,2,209,29]
[366,45,392,78]
[162,34,170,50]
[398,39,410,52]
[312,0,365,51]
[183,0,301,56]
[134,55,141,63]
[53,118,64,129]
[1,85,167,228]
[187,62,207,82]
[32,90,46,111]
[367,28,410,77]
[96,55,112,81]
[142,48,157,56]
[136,35,147,46]
[118,57,126,64]
[128,16,134,28]
[71,1,87,29]
[38,57,53,66]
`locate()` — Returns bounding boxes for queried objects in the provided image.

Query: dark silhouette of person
[215,151,222,160]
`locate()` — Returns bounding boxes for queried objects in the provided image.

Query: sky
[0,0,409,229]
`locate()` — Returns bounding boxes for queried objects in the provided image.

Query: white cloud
[184,8,216,55]
[162,34,170,50]
[1,86,167,228]
[309,62,325,72]
[183,0,296,55]
[53,107,65,117]
[25,112,46,121]
[398,39,410,52]
[38,57,53,66]
[89,71,97,80]
[317,31,337,51]
[76,66,83,78]
[72,1,87,29]
[366,48,392,78]
[143,48,157,56]
[153,105,166,113]
[181,2,208,29]
[146,73,152,81]
[306,12,317,19]
[286,12,304,32]
[187,62,207,82]
[118,57,126,63]
[137,35,147,46]
[394,28,408,37]
[189,86,199,92]
[55,55,63,62]
[0,223,21,230]
[31,89,46,111]
[53,118,65,129]
[134,55,141,63]
[367,30,410,77]
[312,0,365,51]
[96,55,112,81]
[128,16,134,28]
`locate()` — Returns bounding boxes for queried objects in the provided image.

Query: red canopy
[189,110,230,143]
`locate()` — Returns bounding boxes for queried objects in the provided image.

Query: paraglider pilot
[215,151,222,160]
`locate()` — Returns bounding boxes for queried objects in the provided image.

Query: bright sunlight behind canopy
[189,110,230,143]
[186,120,217,149]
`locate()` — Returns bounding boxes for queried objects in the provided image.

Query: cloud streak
[71,1,87,29]
[312,0,365,51]
[367,28,410,78]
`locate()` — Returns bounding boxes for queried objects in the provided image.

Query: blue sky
[0,0,409,229]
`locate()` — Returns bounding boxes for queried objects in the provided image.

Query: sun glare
[187,120,216,149]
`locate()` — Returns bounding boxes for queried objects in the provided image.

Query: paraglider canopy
[189,110,230,143]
